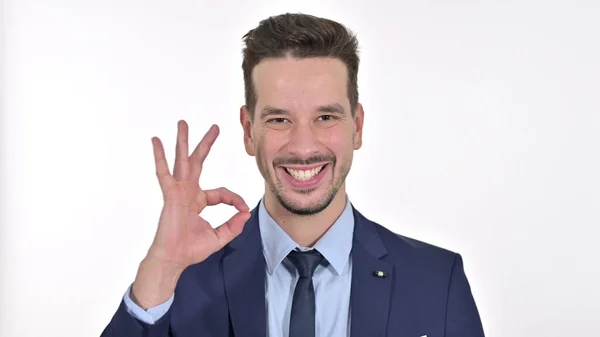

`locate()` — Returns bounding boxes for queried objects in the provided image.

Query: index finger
[190,124,219,182]
[204,187,250,213]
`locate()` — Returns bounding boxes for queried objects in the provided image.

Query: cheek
[256,133,283,162]
[320,129,353,156]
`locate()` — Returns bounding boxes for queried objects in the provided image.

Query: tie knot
[287,249,324,278]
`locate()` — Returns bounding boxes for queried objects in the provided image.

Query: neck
[263,186,348,248]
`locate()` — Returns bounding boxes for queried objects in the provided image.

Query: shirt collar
[258,196,354,275]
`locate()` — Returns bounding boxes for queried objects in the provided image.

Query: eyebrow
[317,103,346,115]
[260,103,346,119]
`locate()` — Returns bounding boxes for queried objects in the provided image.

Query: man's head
[240,13,364,216]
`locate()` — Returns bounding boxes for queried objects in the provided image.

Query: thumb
[214,211,252,247]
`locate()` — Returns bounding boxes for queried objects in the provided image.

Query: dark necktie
[287,249,324,337]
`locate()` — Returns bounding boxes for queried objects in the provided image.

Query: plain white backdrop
[1,1,599,336]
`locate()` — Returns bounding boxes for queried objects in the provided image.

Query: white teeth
[285,165,325,181]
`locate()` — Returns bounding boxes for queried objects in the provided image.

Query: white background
[1,1,599,336]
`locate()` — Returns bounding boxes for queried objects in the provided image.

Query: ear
[353,103,364,150]
[240,105,256,156]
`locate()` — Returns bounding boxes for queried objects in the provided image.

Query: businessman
[101,12,485,337]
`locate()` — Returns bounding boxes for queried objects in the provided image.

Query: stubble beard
[265,160,351,216]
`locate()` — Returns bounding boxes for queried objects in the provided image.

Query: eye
[267,117,289,123]
[317,115,337,121]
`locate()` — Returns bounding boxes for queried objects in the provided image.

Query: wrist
[131,256,185,310]
[141,254,187,277]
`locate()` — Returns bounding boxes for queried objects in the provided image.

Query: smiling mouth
[282,164,328,181]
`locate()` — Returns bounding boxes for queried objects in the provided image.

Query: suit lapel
[223,206,267,337]
[350,207,394,337]
[222,203,395,337]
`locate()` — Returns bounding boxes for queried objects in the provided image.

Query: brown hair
[241,13,360,118]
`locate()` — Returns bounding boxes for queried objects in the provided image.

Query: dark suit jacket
[100,204,485,337]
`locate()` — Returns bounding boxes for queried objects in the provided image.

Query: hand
[147,120,251,267]
[131,120,251,309]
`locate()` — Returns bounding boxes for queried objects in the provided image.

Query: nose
[286,121,321,159]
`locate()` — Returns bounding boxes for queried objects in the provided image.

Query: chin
[274,187,338,216]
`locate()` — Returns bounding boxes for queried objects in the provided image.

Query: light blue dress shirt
[123,197,354,337]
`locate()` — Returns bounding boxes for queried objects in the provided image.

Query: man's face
[241,57,364,215]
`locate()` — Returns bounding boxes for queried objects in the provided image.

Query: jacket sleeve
[445,254,486,337]
[122,285,174,324]
[99,296,172,337]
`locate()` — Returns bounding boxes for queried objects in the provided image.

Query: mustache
[273,154,335,167]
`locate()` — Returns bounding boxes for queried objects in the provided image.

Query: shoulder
[355,209,460,271]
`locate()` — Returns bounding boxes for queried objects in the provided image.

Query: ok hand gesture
[131,120,251,309]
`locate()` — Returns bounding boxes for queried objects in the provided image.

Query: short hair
[241,13,360,118]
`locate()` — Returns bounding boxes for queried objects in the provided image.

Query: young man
[101,13,485,337]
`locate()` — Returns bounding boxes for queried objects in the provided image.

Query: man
[100,12,485,337]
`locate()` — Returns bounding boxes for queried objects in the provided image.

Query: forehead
[252,56,349,111]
